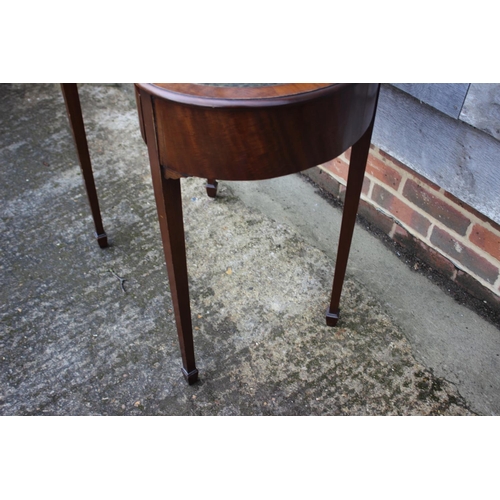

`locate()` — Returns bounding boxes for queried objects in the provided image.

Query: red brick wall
[304,146,500,307]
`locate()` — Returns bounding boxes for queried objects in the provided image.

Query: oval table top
[137,83,342,107]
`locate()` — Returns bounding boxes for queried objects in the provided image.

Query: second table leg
[326,117,375,327]
[60,83,108,248]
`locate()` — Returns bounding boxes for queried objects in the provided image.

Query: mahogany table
[63,83,380,384]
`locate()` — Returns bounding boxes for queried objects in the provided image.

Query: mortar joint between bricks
[494,273,500,290]
[464,221,474,240]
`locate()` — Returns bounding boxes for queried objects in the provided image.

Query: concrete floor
[1,83,499,416]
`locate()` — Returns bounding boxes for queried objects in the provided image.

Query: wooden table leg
[60,84,108,248]
[153,175,199,384]
[205,178,218,198]
[326,116,375,326]
[141,92,199,384]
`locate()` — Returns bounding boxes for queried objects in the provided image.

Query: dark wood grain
[136,83,378,181]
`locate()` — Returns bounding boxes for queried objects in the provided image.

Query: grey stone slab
[460,83,500,141]
[391,83,470,119]
[373,84,500,225]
